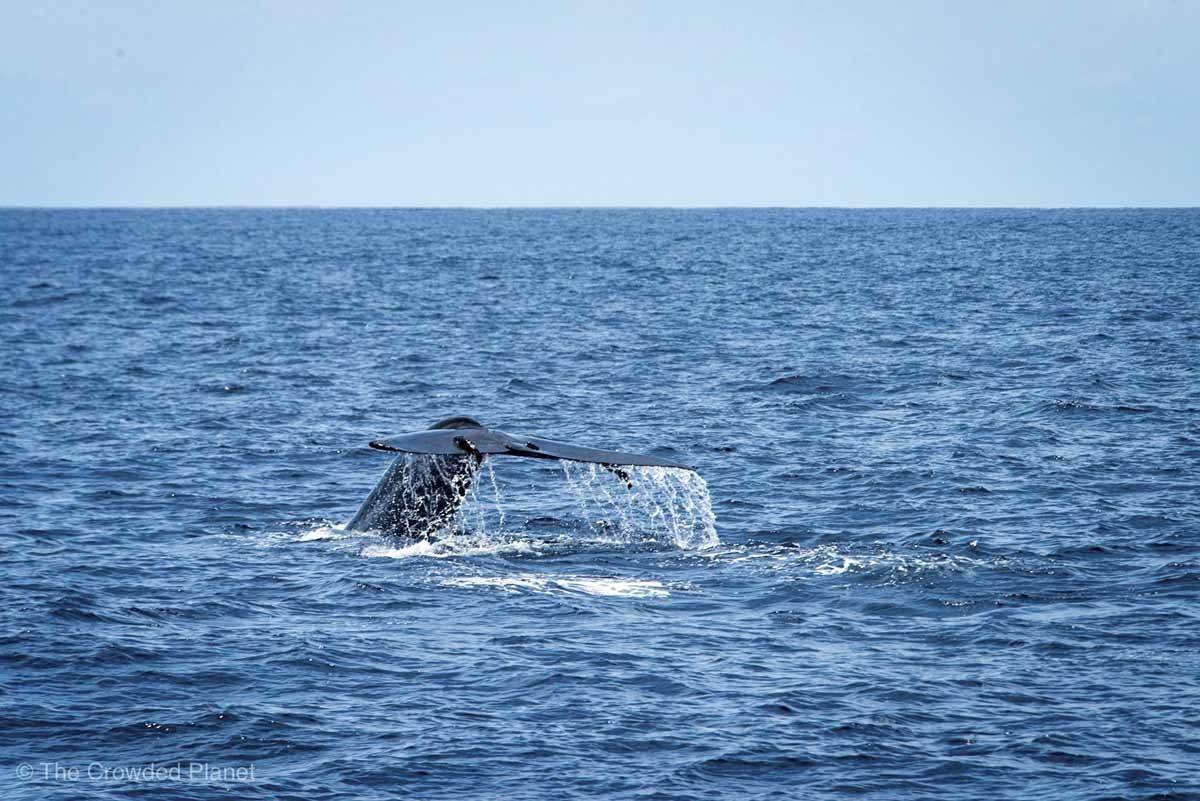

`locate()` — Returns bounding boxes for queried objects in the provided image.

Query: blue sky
[1,0,1197,206]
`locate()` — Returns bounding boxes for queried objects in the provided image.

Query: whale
[346,416,689,538]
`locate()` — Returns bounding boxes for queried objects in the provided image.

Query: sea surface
[2,208,1199,800]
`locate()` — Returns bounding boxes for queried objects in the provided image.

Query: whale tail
[348,417,691,537]
[367,417,691,470]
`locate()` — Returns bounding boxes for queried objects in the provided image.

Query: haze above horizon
[2,1,1197,208]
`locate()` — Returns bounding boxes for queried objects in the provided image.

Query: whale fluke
[347,417,690,537]
[369,421,689,469]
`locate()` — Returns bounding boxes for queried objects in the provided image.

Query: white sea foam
[282,518,544,559]
[360,535,540,560]
[442,574,670,598]
[703,542,982,581]
[297,524,347,541]
[813,555,868,575]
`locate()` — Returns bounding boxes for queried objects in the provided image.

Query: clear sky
[2,0,1197,207]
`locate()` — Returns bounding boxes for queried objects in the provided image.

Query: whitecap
[442,574,670,598]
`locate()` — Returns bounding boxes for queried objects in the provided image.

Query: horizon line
[2,204,1198,211]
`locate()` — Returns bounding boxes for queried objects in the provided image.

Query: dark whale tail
[347,417,690,537]
[368,417,690,470]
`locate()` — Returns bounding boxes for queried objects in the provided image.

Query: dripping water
[556,462,719,550]
[436,459,719,550]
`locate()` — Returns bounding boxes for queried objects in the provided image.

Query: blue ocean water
[2,208,1198,800]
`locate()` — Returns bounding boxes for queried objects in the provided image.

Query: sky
[1,0,1197,207]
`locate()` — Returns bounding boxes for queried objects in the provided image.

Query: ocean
[2,208,1198,799]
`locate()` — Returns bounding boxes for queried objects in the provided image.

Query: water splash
[455,459,508,539]
[365,458,719,551]
[558,462,719,549]
[450,460,718,550]
[290,458,718,556]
